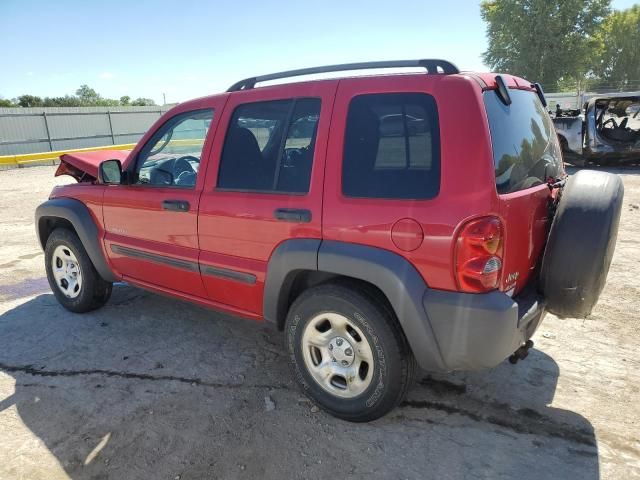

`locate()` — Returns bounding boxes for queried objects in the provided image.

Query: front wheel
[285,284,415,422]
[45,228,112,313]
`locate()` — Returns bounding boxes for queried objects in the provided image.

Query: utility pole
[163,93,166,105]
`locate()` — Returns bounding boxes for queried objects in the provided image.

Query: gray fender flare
[263,239,321,325]
[35,198,119,282]
[264,239,446,371]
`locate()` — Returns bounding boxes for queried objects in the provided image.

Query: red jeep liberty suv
[36,60,623,421]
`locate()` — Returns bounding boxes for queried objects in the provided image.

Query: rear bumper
[420,286,545,371]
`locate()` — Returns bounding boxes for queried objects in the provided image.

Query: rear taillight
[455,216,504,293]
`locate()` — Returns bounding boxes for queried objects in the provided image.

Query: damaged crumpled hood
[55,150,131,181]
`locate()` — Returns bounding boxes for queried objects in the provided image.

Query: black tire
[45,228,112,313]
[540,170,624,318]
[285,283,415,422]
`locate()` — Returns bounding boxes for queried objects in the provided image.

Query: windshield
[484,89,562,194]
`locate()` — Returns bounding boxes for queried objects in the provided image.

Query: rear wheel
[285,284,415,422]
[45,228,112,313]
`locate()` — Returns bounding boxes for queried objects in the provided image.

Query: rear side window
[484,89,562,194]
[217,98,321,193]
[342,93,440,199]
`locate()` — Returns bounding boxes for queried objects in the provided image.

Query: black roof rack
[226,59,459,92]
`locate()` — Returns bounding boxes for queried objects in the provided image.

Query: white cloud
[99,72,114,79]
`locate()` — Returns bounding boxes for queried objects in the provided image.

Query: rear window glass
[342,93,440,199]
[484,89,562,194]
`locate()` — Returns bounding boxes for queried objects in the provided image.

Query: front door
[102,102,222,297]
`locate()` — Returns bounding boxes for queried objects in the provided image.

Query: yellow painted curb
[0,144,137,166]
[0,139,206,167]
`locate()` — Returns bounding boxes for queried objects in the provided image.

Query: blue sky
[1,0,637,104]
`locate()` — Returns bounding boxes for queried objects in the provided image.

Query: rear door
[198,81,338,316]
[321,76,448,286]
[483,87,564,295]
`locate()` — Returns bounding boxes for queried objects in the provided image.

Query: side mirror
[98,159,123,184]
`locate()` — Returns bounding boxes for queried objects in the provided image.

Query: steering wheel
[602,117,618,129]
[176,155,200,165]
[173,156,198,186]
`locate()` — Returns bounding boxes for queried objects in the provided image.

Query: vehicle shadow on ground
[0,286,599,479]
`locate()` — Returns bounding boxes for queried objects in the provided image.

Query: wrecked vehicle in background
[554,94,640,166]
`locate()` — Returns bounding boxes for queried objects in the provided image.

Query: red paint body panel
[122,274,263,321]
[102,187,206,297]
[323,74,499,291]
[497,185,551,293]
[467,72,536,91]
[57,150,130,180]
[198,81,338,315]
[48,183,116,275]
[101,94,228,298]
[50,70,559,317]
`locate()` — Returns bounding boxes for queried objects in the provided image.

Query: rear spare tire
[541,170,623,318]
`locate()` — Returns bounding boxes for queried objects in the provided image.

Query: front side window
[135,109,214,188]
[484,89,562,194]
[217,98,321,193]
[342,93,440,199]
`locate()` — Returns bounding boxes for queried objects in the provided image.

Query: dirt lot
[0,165,638,479]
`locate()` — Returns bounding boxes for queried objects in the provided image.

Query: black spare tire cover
[541,170,624,318]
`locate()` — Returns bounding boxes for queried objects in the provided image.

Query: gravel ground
[0,165,638,480]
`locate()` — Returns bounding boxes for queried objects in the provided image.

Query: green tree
[10,87,157,108]
[17,95,44,107]
[554,74,600,94]
[73,85,121,106]
[131,97,157,106]
[480,0,611,89]
[43,95,81,107]
[593,5,640,89]
[75,84,100,105]
[94,98,120,107]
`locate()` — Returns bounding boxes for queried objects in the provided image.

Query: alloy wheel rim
[301,312,375,398]
[51,245,82,299]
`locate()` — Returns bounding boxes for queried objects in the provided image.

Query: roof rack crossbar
[226,59,459,92]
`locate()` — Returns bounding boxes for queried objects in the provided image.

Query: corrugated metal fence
[546,92,582,110]
[546,90,640,110]
[0,105,173,156]
[3,91,638,158]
